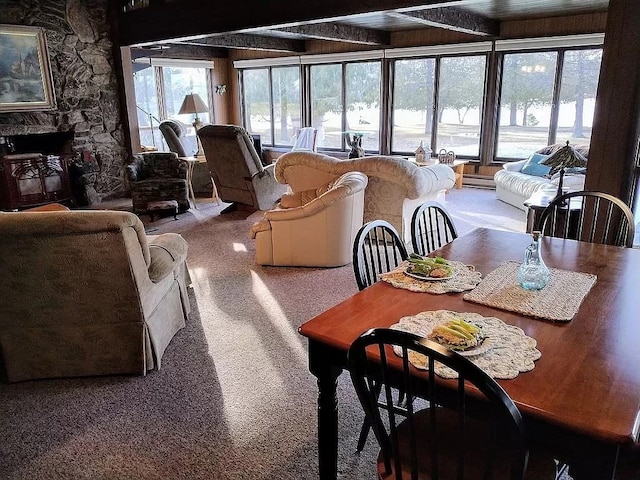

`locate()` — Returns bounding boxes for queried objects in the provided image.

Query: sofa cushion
[520,153,551,177]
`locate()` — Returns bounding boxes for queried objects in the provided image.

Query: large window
[496,52,558,158]
[235,36,602,163]
[309,61,381,151]
[496,48,602,159]
[391,55,486,157]
[243,69,271,143]
[556,49,602,145]
[310,64,343,149]
[437,56,486,156]
[391,58,435,153]
[133,66,161,149]
[346,62,381,152]
[272,67,301,145]
[241,66,301,148]
[133,63,213,155]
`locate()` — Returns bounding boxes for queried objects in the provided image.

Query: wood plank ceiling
[121,0,609,57]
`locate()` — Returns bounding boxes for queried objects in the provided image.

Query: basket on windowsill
[438,149,456,165]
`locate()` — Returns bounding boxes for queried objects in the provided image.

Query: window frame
[239,65,303,149]
[388,52,490,160]
[132,62,215,153]
[234,34,603,165]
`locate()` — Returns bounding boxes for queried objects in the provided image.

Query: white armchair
[275,151,455,241]
[249,171,367,267]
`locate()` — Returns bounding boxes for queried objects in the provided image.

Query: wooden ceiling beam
[116,0,462,46]
[388,7,499,36]
[272,24,390,45]
[177,34,306,53]
[130,44,228,60]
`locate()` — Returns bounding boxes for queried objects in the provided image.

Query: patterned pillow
[520,153,551,177]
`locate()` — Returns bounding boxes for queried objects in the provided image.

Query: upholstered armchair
[197,124,289,211]
[249,171,367,267]
[275,151,455,241]
[0,208,191,382]
[126,151,190,214]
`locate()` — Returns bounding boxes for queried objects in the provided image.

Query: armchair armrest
[125,162,142,181]
[148,233,188,283]
[502,160,527,172]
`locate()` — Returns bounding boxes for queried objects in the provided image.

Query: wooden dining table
[299,228,640,480]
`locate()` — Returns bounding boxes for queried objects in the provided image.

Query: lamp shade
[178,93,208,115]
[541,141,587,175]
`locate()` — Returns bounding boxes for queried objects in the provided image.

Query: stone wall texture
[0,0,127,202]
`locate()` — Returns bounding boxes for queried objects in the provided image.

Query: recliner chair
[197,124,288,211]
[159,119,190,157]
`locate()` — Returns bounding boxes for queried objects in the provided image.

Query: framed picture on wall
[0,24,56,113]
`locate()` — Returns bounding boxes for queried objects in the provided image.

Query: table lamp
[178,93,208,158]
[541,141,587,205]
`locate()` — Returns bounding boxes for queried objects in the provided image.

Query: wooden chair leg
[356,416,371,452]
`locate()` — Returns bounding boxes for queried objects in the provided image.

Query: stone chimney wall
[0,0,127,202]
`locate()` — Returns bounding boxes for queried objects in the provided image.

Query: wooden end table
[180,156,220,209]
[406,158,469,189]
[448,159,469,190]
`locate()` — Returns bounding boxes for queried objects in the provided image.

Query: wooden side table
[407,157,469,190]
[448,160,469,190]
[180,156,220,209]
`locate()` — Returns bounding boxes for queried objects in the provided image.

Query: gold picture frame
[0,24,56,113]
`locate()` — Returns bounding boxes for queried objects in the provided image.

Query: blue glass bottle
[517,231,550,290]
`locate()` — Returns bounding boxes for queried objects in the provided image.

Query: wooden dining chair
[351,220,409,451]
[410,201,458,256]
[348,328,558,480]
[352,220,408,291]
[536,191,635,248]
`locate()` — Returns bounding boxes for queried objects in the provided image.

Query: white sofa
[249,171,367,267]
[274,151,455,241]
[494,144,588,211]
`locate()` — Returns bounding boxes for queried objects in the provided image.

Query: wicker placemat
[380,260,482,294]
[463,261,596,322]
[390,310,540,379]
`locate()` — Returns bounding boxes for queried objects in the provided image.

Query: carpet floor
[2,188,566,479]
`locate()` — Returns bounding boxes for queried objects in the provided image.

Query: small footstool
[146,200,179,222]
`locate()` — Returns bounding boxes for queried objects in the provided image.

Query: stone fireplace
[0,0,128,207]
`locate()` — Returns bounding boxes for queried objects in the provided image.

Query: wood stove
[0,132,75,210]
[0,153,73,210]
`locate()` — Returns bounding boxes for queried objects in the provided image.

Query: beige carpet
[1,188,558,480]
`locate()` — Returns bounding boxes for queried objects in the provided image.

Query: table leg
[187,162,198,210]
[455,163,464,189]
[308,341,343,480]
[567,445,619,480]
[211,176,221,205]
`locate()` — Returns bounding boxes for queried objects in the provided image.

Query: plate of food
[404,253,455,281]
[391,314,492,364]
[426,319,491,357]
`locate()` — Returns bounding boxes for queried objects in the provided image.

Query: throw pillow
[520,153,551,177]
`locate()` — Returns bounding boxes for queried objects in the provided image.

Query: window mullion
[549,50,564,146]
[480,49,499,165]
[432,57,441,154]
[341,63,347,151]
[268,68,275,146]
[156,66,167,120]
